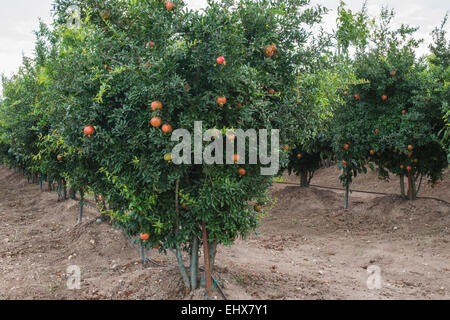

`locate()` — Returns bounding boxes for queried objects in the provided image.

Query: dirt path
[0,166,449,300]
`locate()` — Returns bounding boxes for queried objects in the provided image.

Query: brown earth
[0,165,449,300]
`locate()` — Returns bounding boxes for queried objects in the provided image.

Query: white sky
[0,0,449,79]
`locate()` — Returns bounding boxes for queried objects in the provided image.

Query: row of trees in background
[0,0,448,294]
[286,4,449,208]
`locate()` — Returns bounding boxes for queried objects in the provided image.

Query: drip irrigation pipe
[199,266,227,300]
[274,181,450,206]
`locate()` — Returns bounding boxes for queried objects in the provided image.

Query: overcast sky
[0,0,449,79]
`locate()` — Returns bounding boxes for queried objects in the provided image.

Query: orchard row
[0,0,448,294]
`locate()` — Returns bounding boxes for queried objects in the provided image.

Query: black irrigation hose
[274,181,450,206]
[199,266,228,300]
[417,196,450,205]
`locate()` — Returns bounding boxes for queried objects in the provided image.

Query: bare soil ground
[0,165,449,300]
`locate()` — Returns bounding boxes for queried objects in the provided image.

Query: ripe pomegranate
[238,168,246,177]
[390,71,397,77]
[263,46,274,57]
[402,110,406,114]
[216,56,225,65]
[408,145,414,151]
[375,129,379,134]
[146,41,155,49]
[217,96,227,106]
[162,124,172,133]
[140,233,150,241]
[354,94,360,100]
[297,153,302,159]
[233,154,240,163]
[406,166,412,171]
[84,126,95,137]
[343,91,348,96]
[268,88,275,95]
[151,101,163,111]
[150,117,162,128]
[381,95,388,101]
[284,144,289,150]
[165,1,175,10]
[370,150,375,156]
[342,160,347,166]
[344,144,349,150]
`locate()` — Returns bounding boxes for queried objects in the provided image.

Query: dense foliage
[330,9,449,203]
[0,0,328,292]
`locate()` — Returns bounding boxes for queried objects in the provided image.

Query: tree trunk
[415,175,423,197]
[173,179,191,292]
[399,174,406,198]
[344,184,350,209]
[176,245,191,292]
[200,241,218,288]
[202,222,213,298]
[57,181,62,201]
[407,172,416,200]
[190,237,199,290]
[69,188,76,200]
[62,180,67,200]
[77,189,84,223]
[300,170,309,187]
[139,245,146,266]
